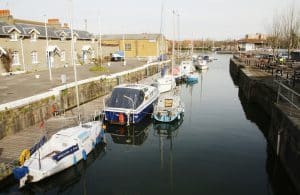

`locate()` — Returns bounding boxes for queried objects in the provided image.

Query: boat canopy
[107,88,145,109]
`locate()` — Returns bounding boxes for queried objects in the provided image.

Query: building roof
[101,33,162,41]
[0,21,94,40]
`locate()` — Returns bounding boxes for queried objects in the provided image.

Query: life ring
[19,149,30,166]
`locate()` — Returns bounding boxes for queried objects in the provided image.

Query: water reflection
[153,118,184,193]
[105,116,152,145]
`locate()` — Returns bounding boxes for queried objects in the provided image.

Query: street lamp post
[20,36,25,72]
[69,0,81,122]
[123,33,126,66]
[123,95,135,125]
[44,14,52,81]
[98,14,103,66]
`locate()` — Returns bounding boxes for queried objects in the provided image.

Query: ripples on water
[1,54,297,195]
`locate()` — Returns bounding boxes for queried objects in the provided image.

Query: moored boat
[153,92,184,123]
[103,84,159,125]
[179,60,195,76]
[186,73,198,83]
[13,121,105,188]
[195,59,208,70]
[152,75,176,93]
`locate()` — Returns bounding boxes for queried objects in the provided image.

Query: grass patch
[89,65,108,73]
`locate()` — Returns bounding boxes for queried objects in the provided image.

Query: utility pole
[70,0,81,122]
[44,14,52,81]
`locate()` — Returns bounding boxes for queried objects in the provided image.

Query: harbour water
[1,54,297,195]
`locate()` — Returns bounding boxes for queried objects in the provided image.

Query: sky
[0,0,298,40]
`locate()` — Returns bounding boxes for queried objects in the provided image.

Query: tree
[280,4,300,56]
[267,12,282,60]
[0,49,13,72]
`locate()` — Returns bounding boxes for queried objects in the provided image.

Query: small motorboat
[13,121,105,188]
[103,84,159,125]
[195,59,208,70]
[186,73,198,83]
[153,91,184,123]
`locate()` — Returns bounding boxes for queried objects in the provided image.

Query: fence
[275,80,300,117]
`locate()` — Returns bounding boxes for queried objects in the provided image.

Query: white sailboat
[151,2,175,94]
[153,10,184,123]
[13,2,105,188]
[152,74,176,93]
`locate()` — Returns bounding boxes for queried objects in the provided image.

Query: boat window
[107,88,145,109]
[165,99,173,108]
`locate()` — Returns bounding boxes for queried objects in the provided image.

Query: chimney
[0,10,10,17]
[0,9,14,24]
[47,18,61,29]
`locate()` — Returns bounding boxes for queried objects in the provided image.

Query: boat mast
[177,12,180,61]
[70,0,81,123]
[191,39,194,61]
[172,10,176,77]
[159,0,164,59]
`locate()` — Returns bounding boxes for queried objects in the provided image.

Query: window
[12,51,20,65]
[30,33,37,41]
[31,51,38,64]
[10,32,18,41]
[125,43,131,51]
[61,51,66,61]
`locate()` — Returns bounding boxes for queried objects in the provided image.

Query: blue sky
[1,0,298,40]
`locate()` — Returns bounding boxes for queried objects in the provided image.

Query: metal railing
[275,80,300,116]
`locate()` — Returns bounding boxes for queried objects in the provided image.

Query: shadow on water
[0,143,106,194]
[238,89,298,195]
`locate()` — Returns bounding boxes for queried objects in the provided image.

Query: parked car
[111,51,124,61]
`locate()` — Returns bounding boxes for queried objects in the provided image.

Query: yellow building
[102,34,168,58]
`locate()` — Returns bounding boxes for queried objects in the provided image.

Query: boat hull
[195,65,208,70]
[153,111,183,123]
[187,75,198,83]
[104,102,156,125]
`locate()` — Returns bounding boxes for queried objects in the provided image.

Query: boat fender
[19,149,30,166]
[82,150,87,161]
[73,155,77,165]
[178,114,181,120]
[13,166,29,180]
[119,113,125,124]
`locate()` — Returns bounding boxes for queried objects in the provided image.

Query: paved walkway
[0,59,145,104]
